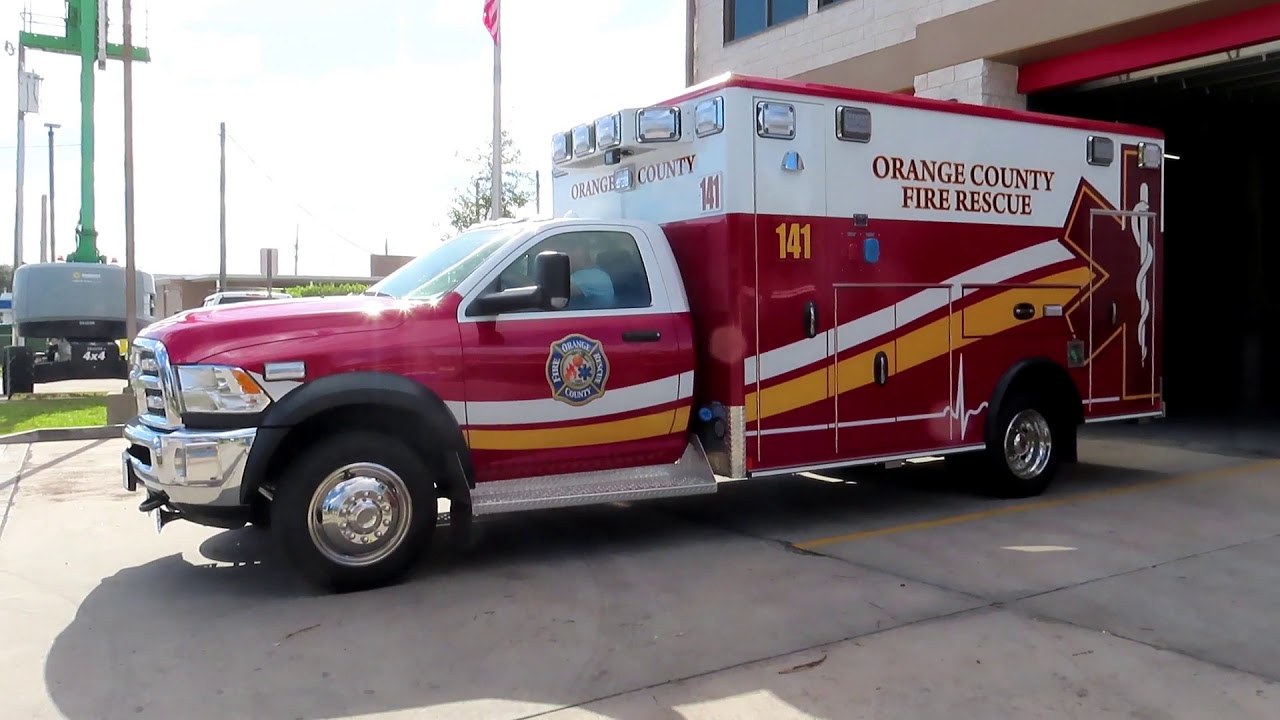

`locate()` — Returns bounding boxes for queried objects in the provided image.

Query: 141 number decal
[776,222,812,259]
[699,173,722,213]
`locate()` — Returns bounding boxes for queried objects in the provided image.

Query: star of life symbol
[547,334,610,406]
[1131,182,1154,367]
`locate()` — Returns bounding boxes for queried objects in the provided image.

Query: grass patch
[0,395,109,434]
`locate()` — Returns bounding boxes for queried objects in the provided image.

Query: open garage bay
[1029,39,1280,421]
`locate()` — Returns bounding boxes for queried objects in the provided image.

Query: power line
[0,142,80,149]
[223,132,378,255]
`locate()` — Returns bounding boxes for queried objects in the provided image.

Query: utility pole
[40,195,48,263]
[13,41,27,272]
[123,0,137,343]
[684,0,696,87]
[219,121,227,291]
[19,0,153,265]
[45,122,59,257]
[293,223,299,274]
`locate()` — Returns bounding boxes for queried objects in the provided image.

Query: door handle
[622,330,661,343]
[803,301,818,339]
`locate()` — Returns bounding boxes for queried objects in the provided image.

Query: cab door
[458,224,692,482]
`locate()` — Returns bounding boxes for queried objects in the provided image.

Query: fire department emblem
[547,333,610,406]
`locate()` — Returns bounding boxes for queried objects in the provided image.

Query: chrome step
[470,436,718,516]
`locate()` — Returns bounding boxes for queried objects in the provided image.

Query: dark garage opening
[1029,43,1280,420]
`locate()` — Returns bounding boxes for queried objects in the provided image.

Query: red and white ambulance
[121,73,1165,591]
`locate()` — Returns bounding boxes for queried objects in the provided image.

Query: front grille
[130,339,179,428]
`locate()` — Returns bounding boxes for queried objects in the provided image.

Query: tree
[445,129,534,235]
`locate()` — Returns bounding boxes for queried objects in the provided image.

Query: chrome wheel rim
[307,462,413,567]
[1003,409,1052,480]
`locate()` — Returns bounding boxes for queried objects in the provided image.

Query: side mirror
[533,251,571,310]
[468,250,572,316]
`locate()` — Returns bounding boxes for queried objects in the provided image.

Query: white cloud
[1,0,686,278]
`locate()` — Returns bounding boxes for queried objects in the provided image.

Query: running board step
[470,436,718,516]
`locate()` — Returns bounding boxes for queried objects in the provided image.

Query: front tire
[979,391,1061,499]
[271,432,437,592]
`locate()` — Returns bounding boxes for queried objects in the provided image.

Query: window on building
[817,0,848,8]
[725,0,808,43]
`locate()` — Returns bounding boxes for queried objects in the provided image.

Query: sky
[0,0,686,278]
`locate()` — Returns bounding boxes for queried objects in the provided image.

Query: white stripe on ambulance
[744,238,1078,385]
[446,370,695,427]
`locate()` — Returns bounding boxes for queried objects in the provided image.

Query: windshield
[365,226,524,300]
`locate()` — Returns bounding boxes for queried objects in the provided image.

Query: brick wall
[696,0,997,82]
[913,58,1025,110]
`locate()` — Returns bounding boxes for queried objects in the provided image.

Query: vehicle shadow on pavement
[643,456,1168,544]
[41,506,904,720]
[39,450,1180,719]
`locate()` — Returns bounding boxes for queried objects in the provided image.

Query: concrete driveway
[1,427,1278,719]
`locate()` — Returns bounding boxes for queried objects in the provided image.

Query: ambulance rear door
[749,96,832,471]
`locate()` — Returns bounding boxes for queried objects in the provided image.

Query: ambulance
[120,73,1165,591]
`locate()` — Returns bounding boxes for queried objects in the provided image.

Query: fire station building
[691,0,1280,419]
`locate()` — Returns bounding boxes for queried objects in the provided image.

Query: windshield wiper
[362,289,394,297]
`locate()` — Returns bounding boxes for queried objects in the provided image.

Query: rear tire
[271,432,437,592]
[3,347,35,397]
[979,390,1062,499]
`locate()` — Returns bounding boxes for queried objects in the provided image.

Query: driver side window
[493,250,535,292]
[487,229,652,311]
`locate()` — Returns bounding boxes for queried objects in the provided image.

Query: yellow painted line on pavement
[793,458,1280,551]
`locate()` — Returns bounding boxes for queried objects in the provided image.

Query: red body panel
[661,214,753,410]
[458,311,693,482]
[678,141,1161,475]
[145,295,418,365]
[1072,147,1164,418]
[179,296,470,415]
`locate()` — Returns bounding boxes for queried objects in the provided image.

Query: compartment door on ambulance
[457,224,689,482]
[833,284,954,460]
[1087,206,1160,414]
[749,97,833,470]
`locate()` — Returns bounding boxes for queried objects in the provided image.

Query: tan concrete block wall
[695,0,998,82]
[913,58,1026,110]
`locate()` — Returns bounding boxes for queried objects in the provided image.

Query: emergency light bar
[553,105,687,169]
[637,107,680,142]
[595,112,622,150]
[695,96,724,137]
[551,131,572,163]
[572,124,596,157]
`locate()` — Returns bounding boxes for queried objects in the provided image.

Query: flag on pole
[485,0,502,220]
[483,0,500,44]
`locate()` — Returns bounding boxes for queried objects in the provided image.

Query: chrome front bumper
[122,418,256,507]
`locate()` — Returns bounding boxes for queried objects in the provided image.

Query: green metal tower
[19,0,151,263]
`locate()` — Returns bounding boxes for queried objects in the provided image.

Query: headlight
[176,365,271,414]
